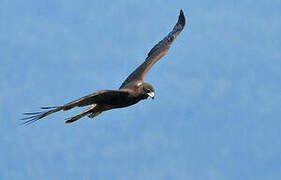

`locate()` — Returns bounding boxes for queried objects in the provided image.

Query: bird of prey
[22,10,185,125]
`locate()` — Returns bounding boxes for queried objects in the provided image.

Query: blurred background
[0,0,280,179]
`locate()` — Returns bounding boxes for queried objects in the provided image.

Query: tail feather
[65,105,98,124]
[65,112,89,124]
[21,104,100,125]
[88,111,102,118]
[40,106,59,109]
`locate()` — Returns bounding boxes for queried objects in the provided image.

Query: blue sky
[1,0,281,179]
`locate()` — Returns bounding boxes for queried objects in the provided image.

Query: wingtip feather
[178,9,185,28]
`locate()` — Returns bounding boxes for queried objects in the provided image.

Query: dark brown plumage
[21,10,185,125]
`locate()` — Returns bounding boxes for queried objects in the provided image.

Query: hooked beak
[147,92,155,99]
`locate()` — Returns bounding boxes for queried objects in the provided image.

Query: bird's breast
[107,94,145,109]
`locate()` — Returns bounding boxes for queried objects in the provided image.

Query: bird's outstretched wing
[119,10,185,89]
[21,90,129,125]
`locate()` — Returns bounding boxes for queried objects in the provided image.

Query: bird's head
[138,82,155,99]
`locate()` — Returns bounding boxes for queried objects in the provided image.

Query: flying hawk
[22,10,186,125]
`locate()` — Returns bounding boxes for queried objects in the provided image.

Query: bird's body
[22,10,186,125]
